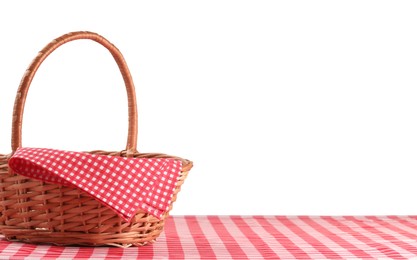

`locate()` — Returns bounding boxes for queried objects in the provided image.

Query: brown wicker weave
[0,31,192,247]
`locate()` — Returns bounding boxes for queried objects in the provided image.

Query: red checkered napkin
[8,147,182,222]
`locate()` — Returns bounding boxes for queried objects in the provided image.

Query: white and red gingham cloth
[1,215,417,259]
[8,147,182,221]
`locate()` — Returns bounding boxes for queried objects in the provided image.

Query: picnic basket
[0,31,192,247]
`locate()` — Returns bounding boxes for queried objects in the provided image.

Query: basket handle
[11,31,138,154]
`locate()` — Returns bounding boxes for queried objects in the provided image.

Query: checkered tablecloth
[1,215,417,259]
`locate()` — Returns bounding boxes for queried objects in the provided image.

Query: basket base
[0,151,192,247]
[1,228,161,248]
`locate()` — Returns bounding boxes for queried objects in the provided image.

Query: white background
[1,1,417,216]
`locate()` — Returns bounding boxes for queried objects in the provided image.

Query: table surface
[0,215,417,259]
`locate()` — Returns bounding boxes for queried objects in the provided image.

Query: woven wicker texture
[0,31,192,247]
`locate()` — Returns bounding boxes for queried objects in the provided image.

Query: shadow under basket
[0,151,192,247]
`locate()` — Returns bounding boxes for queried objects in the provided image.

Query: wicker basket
[0,31,192,247]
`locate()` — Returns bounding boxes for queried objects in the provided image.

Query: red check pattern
[8,147,182,221]
[1,216,417,259]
